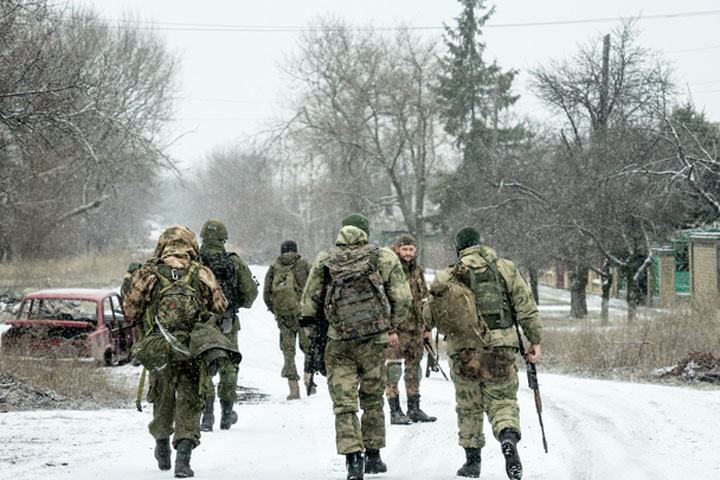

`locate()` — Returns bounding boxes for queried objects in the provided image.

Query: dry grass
[541,305,720,382]
[0,351,136,410]
[0,253,139,292]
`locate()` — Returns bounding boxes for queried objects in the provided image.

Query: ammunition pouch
[453,347,514,383]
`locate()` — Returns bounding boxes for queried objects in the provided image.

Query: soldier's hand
[526,344,541,363]
[388,332,399,348]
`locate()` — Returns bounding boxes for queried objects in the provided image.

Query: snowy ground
[1,266,719,480]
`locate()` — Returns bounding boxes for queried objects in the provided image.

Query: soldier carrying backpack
[198,219,258,432]
[300,213,411,480]
[263,240,312,400]
[123,225,236,478]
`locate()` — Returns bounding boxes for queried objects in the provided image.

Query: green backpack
[147,261,205,334]
[271,261,300,317]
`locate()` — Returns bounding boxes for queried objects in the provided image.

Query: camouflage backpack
[428,264,492,350]
[148,261,206,334]
[271,261,300,317]
[200,251,240,310]
[323,244,391,340]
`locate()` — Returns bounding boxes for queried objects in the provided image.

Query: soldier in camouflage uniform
[385,234,436,425]
[300,213,411,480]
[124,225,229,478]
[263,240,312,400]
[424,227,541,480]
[198,219,258,432]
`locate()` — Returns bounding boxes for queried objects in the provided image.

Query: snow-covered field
[1,266,719,479]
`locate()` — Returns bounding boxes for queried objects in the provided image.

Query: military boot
[456,447,481,478]
[154,438,171,471]
[219,400,238,430]
[345,452,364,480]
[500,429,523,480]
[406,394,436,422]
[303,372,317,396]
[364,448,387,474]
[387,396,411,425]
[174,439,194,478]
[287,379,300,400]
[200,400,214,432]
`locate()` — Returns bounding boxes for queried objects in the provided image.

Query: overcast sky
[72,0,720,167]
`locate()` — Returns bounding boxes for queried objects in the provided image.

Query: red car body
[1,288,137,365]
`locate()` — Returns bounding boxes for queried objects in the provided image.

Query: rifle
[302,294,328,396]
[423,338,449,381]
[513,319,548,453]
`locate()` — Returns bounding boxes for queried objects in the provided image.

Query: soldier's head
[281,240,297,254]
[153,225,200,261]
[342,213,370,236]
[393,234,417,262]
[455,226,482,255]
[200,219,228,243]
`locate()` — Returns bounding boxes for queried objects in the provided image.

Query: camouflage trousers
[325,337,387,454]
[385,329,423,399]
[277,315,311,381]
[449,347,520,449]
[205,325,239,403]
[148,361,205,448]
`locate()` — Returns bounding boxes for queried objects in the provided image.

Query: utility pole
[599,33,610,134]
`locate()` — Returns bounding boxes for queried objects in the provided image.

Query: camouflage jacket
[200,239,258,309]
[424,244,541,352]
[301,226,412,341]
[397,256,430,334]
[123,225,228,336]
[263,252,311,311]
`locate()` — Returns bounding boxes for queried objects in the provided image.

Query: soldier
[263,240,312,400]
[385,234,436,425]
[123,225,231,478]
[424,226,541,480]
[198,219,258,432]
[300,213,411,480]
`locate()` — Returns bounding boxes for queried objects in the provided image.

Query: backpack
[147,261,206,334]
[460,257,513,330]
[271,261,300,317]
[427,264,492,350]
[200,251,240,312]
[323,244,391,341]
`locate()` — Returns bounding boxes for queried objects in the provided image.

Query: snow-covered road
[1,266,718,480]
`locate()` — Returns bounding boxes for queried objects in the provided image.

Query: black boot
[154,438,171,471]
[406,394,436,422]
[388,396,412,425]
[364,448,387,474]
[219,400,238,430]
[500,429,523,480]
[345,452,364,480]
[200,400,214,432]
[456,447,481,478]
[174,439,194,478]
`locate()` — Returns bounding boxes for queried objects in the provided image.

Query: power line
[102,9,720,33]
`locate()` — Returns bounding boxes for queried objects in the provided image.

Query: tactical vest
[200,250,240,313]
[270,260,300,317]
[146,261,205,334]
[461,258,513,330]
[323,244,391,340]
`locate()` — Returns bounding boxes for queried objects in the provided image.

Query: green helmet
[200,219,228,242]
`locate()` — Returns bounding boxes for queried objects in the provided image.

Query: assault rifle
[423,338,449,381]
[301,294,328,396]
[513,320,548,453]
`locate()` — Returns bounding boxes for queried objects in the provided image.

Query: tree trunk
[569,264,589,319]
[600,262,612,325]
[528,267,539,305]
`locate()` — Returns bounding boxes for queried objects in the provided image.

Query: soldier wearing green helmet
[198,219,258,432]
